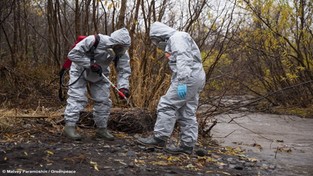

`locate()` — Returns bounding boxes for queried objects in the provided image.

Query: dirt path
[0,112,274,176]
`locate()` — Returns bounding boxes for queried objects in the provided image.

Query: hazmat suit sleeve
[115,51,131,89]
[67,35,97,68]
[169,33,193,83]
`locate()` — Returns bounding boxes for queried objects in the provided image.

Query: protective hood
[149,22,176,40]
[109,28,131,47]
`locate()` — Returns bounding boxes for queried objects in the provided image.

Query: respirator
[151,37,167,51]
[113,45,128,57]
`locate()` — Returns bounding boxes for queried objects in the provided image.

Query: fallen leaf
[184,163,199,171]
[197,156,206,162]
[238,154,247,160]
[248,158,258,162]
[277,145,292,153]
[218,171,231,175]
[134,159,145,164]
[114,133,128,138]
[90,161,99,171]
[216,162,227,166]
[195,162,204,168]
[90,161,97,165]
[151,160,169,166]
[234,147,244,153]
[157,155,168,160]
[206,157,217,163]
[186,163,195,168]
[167,156,180,162]
[46,150,54,155]
[206,170,231,175]
[117,160,127,165]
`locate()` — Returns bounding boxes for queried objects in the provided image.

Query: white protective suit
[150,22,206,148]
[64,28,131,128]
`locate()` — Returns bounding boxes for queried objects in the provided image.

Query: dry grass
[0,49,170,134]
[0,62,61,109]
[110,46,171,111]
[0,108,63,133]
[0,107,156,138]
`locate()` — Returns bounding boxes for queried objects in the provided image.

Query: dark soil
[0,109,275,176]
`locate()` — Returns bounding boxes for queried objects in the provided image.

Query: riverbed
[211,113,313,176]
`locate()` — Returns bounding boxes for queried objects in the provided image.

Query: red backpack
[62,35,87,70]
[59,35,100,101]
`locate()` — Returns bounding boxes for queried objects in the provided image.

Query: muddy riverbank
[211,113,313,176]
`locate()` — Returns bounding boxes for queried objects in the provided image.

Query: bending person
[64,28,131,141]
[137,22,206,155]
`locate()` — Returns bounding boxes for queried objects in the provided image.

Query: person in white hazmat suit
[137,22,206,155]
[64,28,131,141]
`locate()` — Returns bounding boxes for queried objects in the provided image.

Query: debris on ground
[0,108,275,176]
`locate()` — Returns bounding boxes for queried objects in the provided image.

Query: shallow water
[211,113,313,176]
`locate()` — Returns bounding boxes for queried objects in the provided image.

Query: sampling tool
[101,73,132,107]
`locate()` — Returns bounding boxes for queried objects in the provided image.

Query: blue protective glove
[177,84,187,99]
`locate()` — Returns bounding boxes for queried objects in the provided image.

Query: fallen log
[57,108,156,133]
[108,108,156,133]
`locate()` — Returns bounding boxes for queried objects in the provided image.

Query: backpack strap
[90,34,100,63]
[89,34,100,52]
[94,34,100,49]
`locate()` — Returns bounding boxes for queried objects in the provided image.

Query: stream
[211,112,313,176]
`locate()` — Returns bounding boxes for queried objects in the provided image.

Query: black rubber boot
[64,126,82,141]
[136,135,166,149]
[164,145,193,155]
[96,128,114,141]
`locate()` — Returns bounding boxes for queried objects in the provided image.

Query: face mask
[113,45,128,57]
[151,38,160,46]
[151,37,167,51]
[157,41,167,51]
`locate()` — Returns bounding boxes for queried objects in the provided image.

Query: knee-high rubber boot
[96,128,114,141]
[64,126,82,140]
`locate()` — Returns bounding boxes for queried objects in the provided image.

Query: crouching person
[63,28,131,140]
